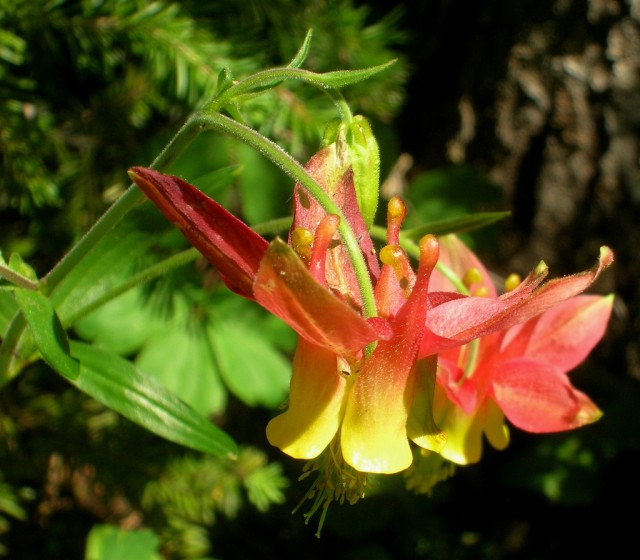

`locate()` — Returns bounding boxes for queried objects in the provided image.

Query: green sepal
[347,115,380,229]
[319,117,342,149]
[216,67,235,96]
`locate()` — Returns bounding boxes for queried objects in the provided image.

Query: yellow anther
[463,267,483,288]
[291,227,313,263]
[473,286,490,297]
[379,244,403,267]
[387,196,406,221]
[504,273,521,292]
[386,197,407,245]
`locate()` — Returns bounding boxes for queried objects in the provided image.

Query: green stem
[41,115,203,295]
[61,248,200,327]
[210,66,363,112]
[197,110,378,319]
[0,116,204,386]
[253,216,293,236]
[0,264,39,291]
[328,91,353,125]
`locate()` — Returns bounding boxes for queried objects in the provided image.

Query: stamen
[417,234,440,273]
[386,196,406,245]
[504,272,521,292]
[294,436,369,538]
[463,267,483,289]
[308,215,340,282]
[291,227,313,265]
[472,286,490,297]
[404,449,456,495]
[380,244,414,299]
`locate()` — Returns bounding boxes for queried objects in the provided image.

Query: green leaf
[14,289,80,380]
[0,289,19,335]
[236,143,290,224]
[85,524,162,560]
[209,320,290,408]
[211,60,397,110]
[74,287,164,356]
[401,211,511,239]
[0,29,26,66]
[69,341,237,458]
[287,29,313,69]
[309,59,397,88]
[50,204,175,324]
[136,324,227,417]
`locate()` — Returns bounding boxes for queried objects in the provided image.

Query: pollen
[386,196,407,245]
[463,267,483,288]
[291,227,313,265]
[504,272,521,292]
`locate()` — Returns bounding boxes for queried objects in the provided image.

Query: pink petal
[504,295,614,371]
[291,147,379,299]
[253,238,381,357]
[129,167,268,299]
[432,234,497,297]
[491,358,603,433]
[420,247,613,356]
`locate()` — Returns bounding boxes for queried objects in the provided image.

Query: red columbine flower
[420,234,614,464]
[129,155,613,475]
[129,156,438,475]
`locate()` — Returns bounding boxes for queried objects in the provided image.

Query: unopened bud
[347,115,380,229]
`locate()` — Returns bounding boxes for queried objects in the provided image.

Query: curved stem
[197,110,378,319]
[1,116,205,386]
[41,116,203,295]
[328,90,353,125]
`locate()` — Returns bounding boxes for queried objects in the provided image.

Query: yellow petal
[266,339,347,459]
[408,357,447,452]
[484,398,510,450]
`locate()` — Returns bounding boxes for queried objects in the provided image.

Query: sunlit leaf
[401,211,511,238]
[85,524,162,560]
[70,341,237,458]
[209,319,291,408]
[15,289,80,380]
[74,287,164,356]
[136,324,227,416]
[50,215,158,323]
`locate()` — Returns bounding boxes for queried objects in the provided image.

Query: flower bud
[318,116,381,229]
[346,115,380,229]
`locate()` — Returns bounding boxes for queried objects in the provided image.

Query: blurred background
[1,0,638,558]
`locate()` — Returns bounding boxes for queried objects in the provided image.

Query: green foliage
[0,474,32,557]
[0,5,410,554]
[85,525,162,560]
[142,449,287,558]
